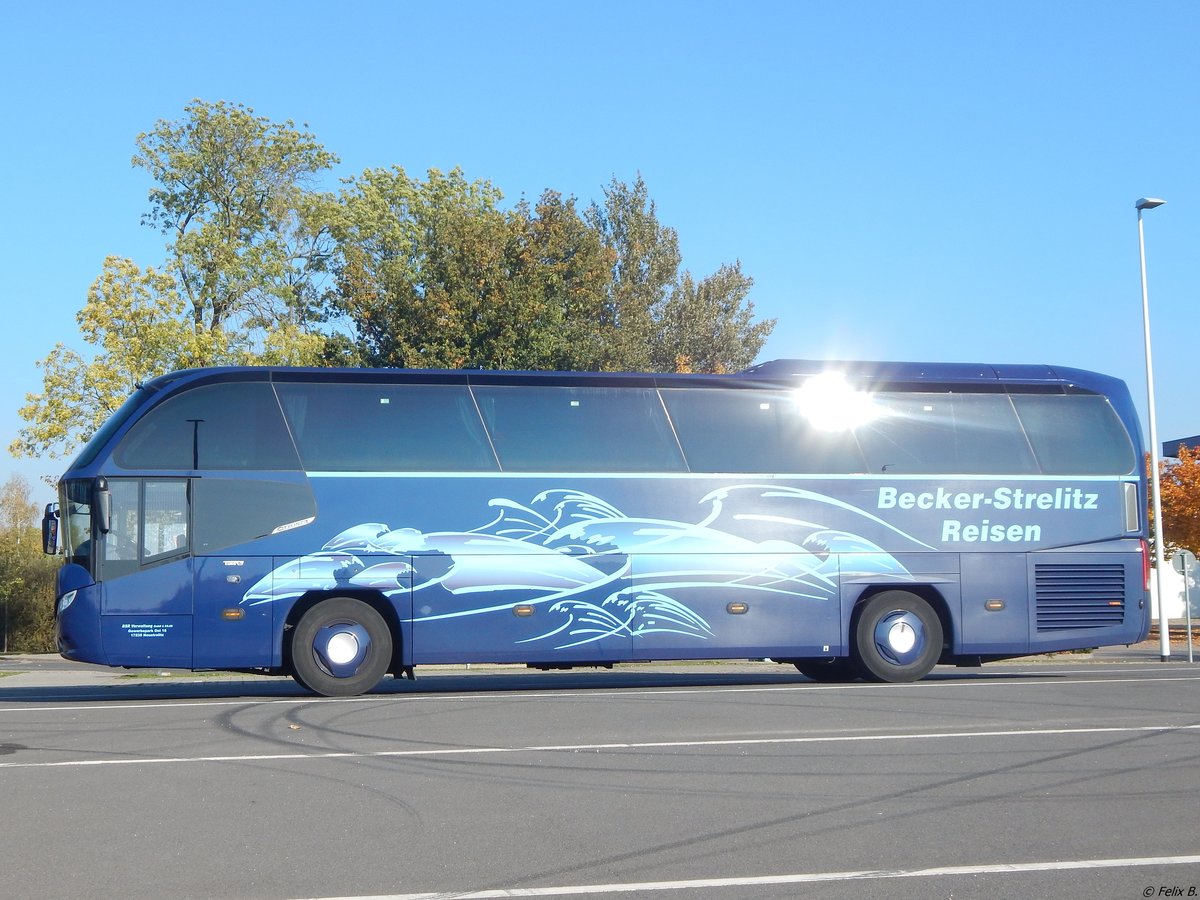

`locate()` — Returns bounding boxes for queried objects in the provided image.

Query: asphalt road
[1,656,1199,900]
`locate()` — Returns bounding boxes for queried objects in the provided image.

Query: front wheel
[290,597,393,697]
[851,591,943,683]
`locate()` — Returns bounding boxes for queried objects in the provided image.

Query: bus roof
[143,359,1126,396]
[739,359,1121,392]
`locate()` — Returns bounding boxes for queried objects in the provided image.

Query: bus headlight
[58,590,77,614]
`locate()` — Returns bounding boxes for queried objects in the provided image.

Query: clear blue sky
[1,1,1196,504]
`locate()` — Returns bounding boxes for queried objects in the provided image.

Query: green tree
[652,263,774,374]
[507,190,612,369]
[13,101,336,461]
[325,167,600,370]
[323,166,497,367]
[585,175,774,373]
[0,475,56,652]
[327,170,773,374]
[134,99,339,335]
[585,175,681,370]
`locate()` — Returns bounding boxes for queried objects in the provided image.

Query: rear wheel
[290,597,393,697]
[851,591,942,683]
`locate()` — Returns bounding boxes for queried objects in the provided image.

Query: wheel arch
[283,588,405,676]
[850,583,954,660]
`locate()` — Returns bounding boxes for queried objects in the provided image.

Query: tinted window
[474,386,686,473]
[71,385,158,469]
[102,479,141,580]
[276,383,497,472]
[661,388,865,473]
[99,478,188,579]
[116,382,300,471]
[856,393,1037,474]
[1012,395,1135,475]
[192,478,317,553]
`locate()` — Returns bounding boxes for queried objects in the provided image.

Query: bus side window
[661,388,865,474]
[115,383,301,471]
[1012,394,1136,475]
[475,386,685,473]
[143,480,189,560]
[276,382,497,473]
[98,479,189,580]
[856,393,1037,475]
[100,480,140,579]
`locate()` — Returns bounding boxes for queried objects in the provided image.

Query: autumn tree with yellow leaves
[1157,444,1200,556]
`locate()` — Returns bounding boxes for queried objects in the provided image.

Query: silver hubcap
[886,620,917,654]
[325,631,361,666]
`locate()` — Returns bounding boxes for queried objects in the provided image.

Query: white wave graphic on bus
[241,487,920,649]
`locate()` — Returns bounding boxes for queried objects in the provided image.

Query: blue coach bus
[42,360,1150,695]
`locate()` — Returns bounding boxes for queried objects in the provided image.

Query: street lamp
[1136,196,1169,661]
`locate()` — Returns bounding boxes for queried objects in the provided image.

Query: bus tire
[851,591,942,683]
[290,597,393,697]
[793,658,858,682]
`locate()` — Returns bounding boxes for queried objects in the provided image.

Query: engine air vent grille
[1035,564,1126,632]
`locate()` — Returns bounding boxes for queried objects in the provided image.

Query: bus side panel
[102,557,193,615]
[628,552,840,659]
[100,560,194,667]
[410,552,632,664]
[958,553,1031,655]
[192,556,277,669]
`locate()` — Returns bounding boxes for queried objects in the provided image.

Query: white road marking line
[2,722,1197,769]
[294,853,1200,898]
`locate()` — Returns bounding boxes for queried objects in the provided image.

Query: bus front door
[192,556,278,670]
[97,478,194,668]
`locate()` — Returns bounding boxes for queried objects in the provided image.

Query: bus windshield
[59,480,95,574]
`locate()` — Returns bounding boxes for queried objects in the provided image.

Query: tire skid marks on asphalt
[2,721,1198,770]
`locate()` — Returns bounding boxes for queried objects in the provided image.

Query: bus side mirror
[96,486,111,534]
[42,503,59,555]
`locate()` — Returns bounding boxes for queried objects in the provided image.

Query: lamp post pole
[1136,196,1169,661]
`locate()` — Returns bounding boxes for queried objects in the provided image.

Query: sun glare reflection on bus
[794,373,882,431]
